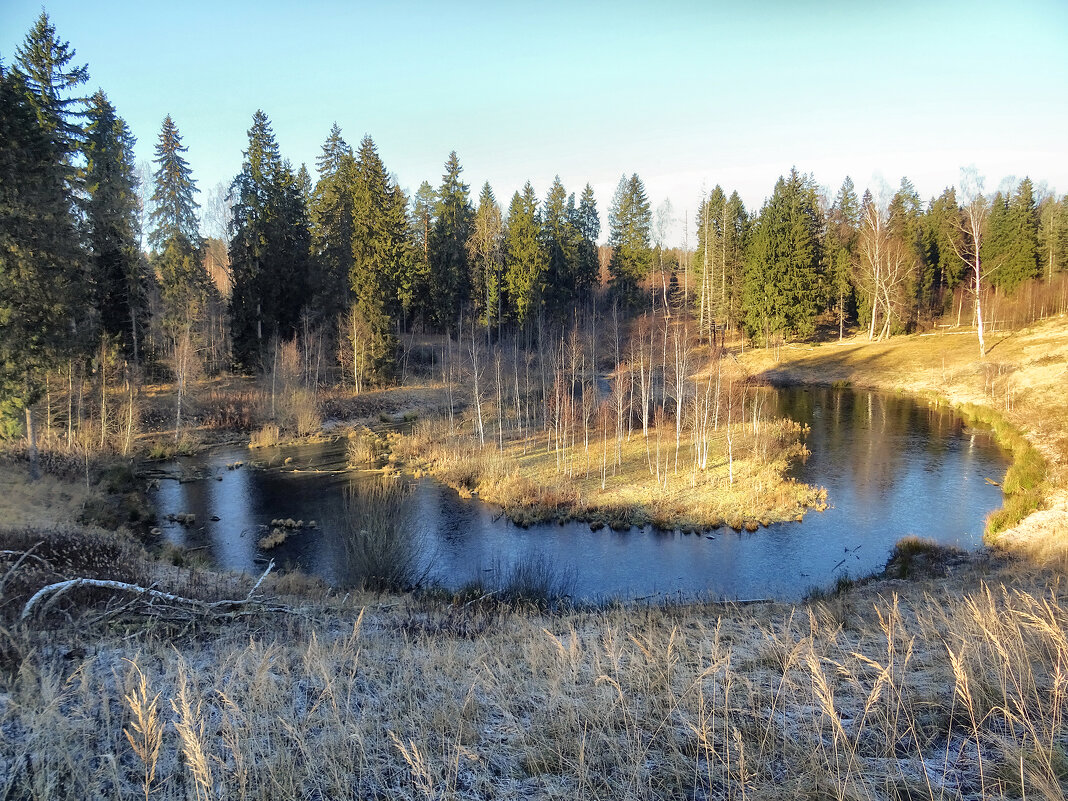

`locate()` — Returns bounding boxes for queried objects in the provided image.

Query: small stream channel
[151,387,1009,602]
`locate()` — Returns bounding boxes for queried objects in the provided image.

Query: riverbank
[742,318,1068,562]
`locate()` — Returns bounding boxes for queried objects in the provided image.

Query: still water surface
[153,387,1009,601]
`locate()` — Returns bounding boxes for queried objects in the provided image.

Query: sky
[2,0,1067,244]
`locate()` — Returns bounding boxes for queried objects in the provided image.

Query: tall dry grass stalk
[123,658,163,801]
[171,664,214,801]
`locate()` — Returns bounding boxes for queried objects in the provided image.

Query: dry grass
[1,558,1065,800]
[248,423,280,449]
[390,413,824,531]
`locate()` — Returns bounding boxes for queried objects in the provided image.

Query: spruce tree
[994,177,1041,292]
[888,177,924,328]
[1038,195,1067,280]
[310,124,355,321]
[573,184,600,303]
[149,115,200,253]
[742,169,822,341]
[824,177,860,338]
[607,173,652,306]
[228,111,312,367]
[467,182,504,330]
[542,176,578,320]
[347,135,409,382]
[13,11,88,181]
[0,65,80,461]
[405,181,437,328]
[149,115,208,344]
[83,91,145,359]
[504,183,545,326]
[428,152,473,328]
[922,188,963,310]
[722,191,749,328]
[694,185,727,327]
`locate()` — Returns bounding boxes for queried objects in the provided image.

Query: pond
[151,387,1009,602]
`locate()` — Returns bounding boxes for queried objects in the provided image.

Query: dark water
[152,387,1009,601]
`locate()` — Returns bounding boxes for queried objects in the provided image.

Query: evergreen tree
[504,183,544,326]
[405,181,436,328]
[83,90,145,359]
[309,124,355,321]
[542,176,578,320]
[149,115,208,343]
[988,177,1041,292]
[0,65,80,456]
[742,169,822,341]
[922,187,963,310]
[148,115,201,254]
[347,135,409,382]
[607,173,652,306]
[1038,195,1068,280]
[719,191,749,330]
[467,182,504,329]
[694,185,727,327]
[428,151,473,328]
[228,110,311,367]
[13,11,88,178]
[296,163,312,208]
[825,177,859,337]
[573,183,600,303]
[888,177,924,328]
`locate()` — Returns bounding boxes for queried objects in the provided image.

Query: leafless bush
[331,478,427,592]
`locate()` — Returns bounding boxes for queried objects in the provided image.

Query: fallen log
[21,559,276,621]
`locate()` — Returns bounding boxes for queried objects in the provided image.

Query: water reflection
[153,387,1008,601]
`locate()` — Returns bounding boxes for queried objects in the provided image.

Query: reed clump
[330,478,427,592]
[249,423,280,449]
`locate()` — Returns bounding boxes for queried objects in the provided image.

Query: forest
[3,11,1068,475]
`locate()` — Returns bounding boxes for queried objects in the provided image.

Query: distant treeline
[3,12,1068,436]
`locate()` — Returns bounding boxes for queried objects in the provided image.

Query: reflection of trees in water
[776,387,973,506]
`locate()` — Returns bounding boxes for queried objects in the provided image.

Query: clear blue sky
[3,0,1066,243]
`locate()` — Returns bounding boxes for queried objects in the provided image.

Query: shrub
[885,535,962,578]
[330,478,426,592]
[347,431,378,467]
[494,554,575,608]
[250,424,280,449]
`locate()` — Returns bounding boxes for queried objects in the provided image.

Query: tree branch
[21,559,276,621]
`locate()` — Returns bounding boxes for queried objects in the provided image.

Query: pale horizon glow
[2,0,1066,245]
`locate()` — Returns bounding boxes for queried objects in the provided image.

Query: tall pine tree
[607,173,652,306]
[428,152,473,329]
[228,111,311,367]
[83,90,145,360]
[0,65,80,463]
